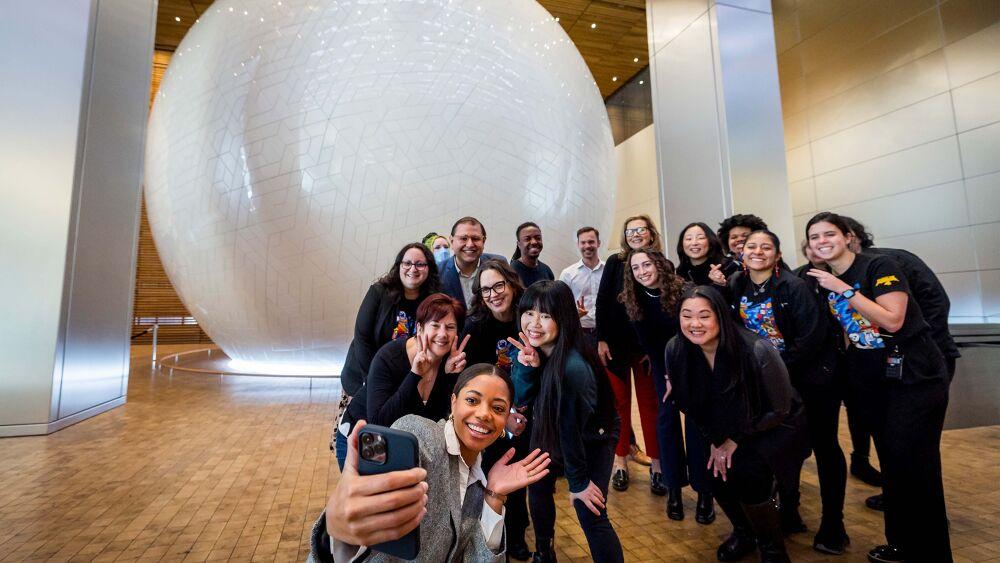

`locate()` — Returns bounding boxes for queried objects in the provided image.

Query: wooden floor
[1,345,999,562]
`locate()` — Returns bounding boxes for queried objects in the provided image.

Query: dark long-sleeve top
[727,270,831,385]
[664,330,799,447]
[865,247,959,359]
[594,253,642,367]
[340,284,423,396]
[630,291,679,380]
[512,349,617,493]
[461,313,519,369]
[676,258,739,287]
[343,338,456,430]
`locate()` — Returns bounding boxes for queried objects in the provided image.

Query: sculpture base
[158,348,340,378]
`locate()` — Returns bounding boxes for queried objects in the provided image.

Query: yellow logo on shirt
[875,275,900,287]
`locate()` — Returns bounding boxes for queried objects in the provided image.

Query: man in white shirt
[558,227,604,341]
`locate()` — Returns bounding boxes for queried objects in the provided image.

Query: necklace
[751,277,770,296]
[644,288,661,298]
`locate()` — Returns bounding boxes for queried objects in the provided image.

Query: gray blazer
[308,416,506,563]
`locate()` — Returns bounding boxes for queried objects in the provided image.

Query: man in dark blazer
[437,216,507,308]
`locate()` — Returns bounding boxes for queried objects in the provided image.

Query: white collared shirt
[559,259,605,328]
[444,419,505,551]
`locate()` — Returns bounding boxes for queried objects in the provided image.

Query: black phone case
[357,425,421,560]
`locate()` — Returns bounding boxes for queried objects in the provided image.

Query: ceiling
[154,0,648,98]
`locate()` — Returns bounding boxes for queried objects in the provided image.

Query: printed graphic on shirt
[739,296,786,351]
[827,284,885,349]
[875,275,900,287]
[496,339,514,371]
[391,311,415,341]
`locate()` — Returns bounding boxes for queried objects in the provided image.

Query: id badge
[885,348,904,380]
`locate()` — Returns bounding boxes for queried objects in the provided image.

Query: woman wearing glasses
[334,243,441,455]
[595,215,663,496]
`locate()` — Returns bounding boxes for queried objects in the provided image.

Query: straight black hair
[512,221,540,262]
[670,285,749,388]
[517,280,605,459]
[453,363,515,406]
[676,222,727,269]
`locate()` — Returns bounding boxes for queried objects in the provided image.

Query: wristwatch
[841,288,856,299]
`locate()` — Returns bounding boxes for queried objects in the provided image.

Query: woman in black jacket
[594,214,662,494]
[728,230,847,553]
[335,293,467,469]
[665,286,807,563]
[675,222,738,288]
[620,248,716,524]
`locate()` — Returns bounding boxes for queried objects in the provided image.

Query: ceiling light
[555,17,560,22]
[633,57,639,63]
[612,76,618,82]
[590,22,597,29]
[174,16,181,22]
[639,80,645,85]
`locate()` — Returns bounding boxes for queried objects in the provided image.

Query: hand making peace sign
[410,332,435,378]
[506,332,541,368]
[576,296,588,318]
[444,334,471,374]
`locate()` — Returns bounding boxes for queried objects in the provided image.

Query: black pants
[528,437,624,563]
[845,389,874,459]
[482,429,532,544]
[846,346,951,561]
[653,375,710,492]
[712,415,807,508]
[798,380,847,522]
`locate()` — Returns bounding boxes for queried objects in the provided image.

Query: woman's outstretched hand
[569,481,607,516]
[506,332,540,368]
[487,447,551,496]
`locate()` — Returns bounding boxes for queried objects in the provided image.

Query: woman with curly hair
[620,248,715,524]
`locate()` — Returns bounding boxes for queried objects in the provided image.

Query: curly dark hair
[376,243,441,301]
[618,248,687,321]
[718,214,768,253]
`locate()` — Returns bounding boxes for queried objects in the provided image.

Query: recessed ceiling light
[555,17,560,22]
[639,80,645,85]
[612,76,618,82]
[174,16,181,22]
[590,22,597,29]
[633,57,639,63]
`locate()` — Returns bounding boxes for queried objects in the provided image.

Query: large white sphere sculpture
[145,0,616,374]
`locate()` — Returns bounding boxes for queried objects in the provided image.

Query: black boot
[813,517,850,555]
[696,492,716,525]
[650,470,667,496]
[743,498,790,563]
[666,487,684,521]
[530,538,557,563]
[507,533,531,561]
[779,504,807,535]
[715,495,755,561]
[850,452,883,487]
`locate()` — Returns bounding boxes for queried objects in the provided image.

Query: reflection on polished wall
[775,0,1000,323]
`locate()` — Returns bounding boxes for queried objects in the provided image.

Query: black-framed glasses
[401,260,429,270]
[624,226,648,237]
[480,280,507,297]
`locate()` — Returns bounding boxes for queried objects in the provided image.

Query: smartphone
[356,424,421,560]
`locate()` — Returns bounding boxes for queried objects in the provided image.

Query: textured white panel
[966,171,1000,224]
[980,269,1000,317]
[944,22,1000,87]
[789,178,816,215]
[813,137,963,208]
[958,120,1000,178]
[807,51,950,140]
[877,227,978,274]
[145,0,615,372]
[972,222,1000,270]
[647,0,709,55]
[939,272,984,318]
[831,181,968,239]
[785,144,813,182]
[952,71,1000,132]
[810,93,956,174]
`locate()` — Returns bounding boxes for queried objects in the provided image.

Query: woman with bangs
[509,281,623,562]
[675,222,738,289]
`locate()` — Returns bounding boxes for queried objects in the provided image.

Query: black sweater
[343,338,456,430]
[341,284,423,396]
[630,291,680,380]
[461,313,519,369]
[594,254,642,368]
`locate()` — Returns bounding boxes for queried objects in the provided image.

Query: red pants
[607,357,660,459]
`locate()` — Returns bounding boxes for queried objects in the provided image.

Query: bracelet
[485,488,507,503]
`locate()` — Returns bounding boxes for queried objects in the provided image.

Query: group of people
[309,211,956,563]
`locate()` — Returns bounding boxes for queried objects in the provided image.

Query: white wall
[776,1,1000,323]
[610,124,662,254]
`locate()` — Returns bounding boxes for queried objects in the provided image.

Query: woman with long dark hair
[665,286,806,563]
[619,248,716,524]
[727,230,847,552]
[805,212,951,562]
[509,281,623,562]
[675,222,737,288]
[594,214,661,494]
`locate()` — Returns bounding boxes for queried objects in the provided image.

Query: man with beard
[510,221,555,288]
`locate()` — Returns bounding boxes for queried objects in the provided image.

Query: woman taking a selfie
[311,364,552,562]
[337,294,469,469]
[619,248,716,524]
[664,286,806,563]
[805,212,951,562]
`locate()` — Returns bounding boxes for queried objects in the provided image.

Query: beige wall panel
[779,74,809,116]
[807,51,950,139]
[965,171,1000,224]
[952,70,1000,132]
[772,4,800,54]
[958,120,1000,177]
[831,180,968,240]
[777,45,805,81]
[972,222,1000,270]
[783,111,810,149]
[810,93,955,175]
[941,0,1000,45]
[789,178,817,216]
[938,271,986,317]
[794,0,866,41]
[805,10,942,106]
[785,145,814,182]
[879,227,979,274]
[612,124,660,252]
[813,137,964,208]
[943,22,1000,86]
[792,212,811,249]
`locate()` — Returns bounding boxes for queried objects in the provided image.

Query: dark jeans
[846,347,952,561]
[798,380,847,522]
[528,437,624,563]
[652,374,710,492]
